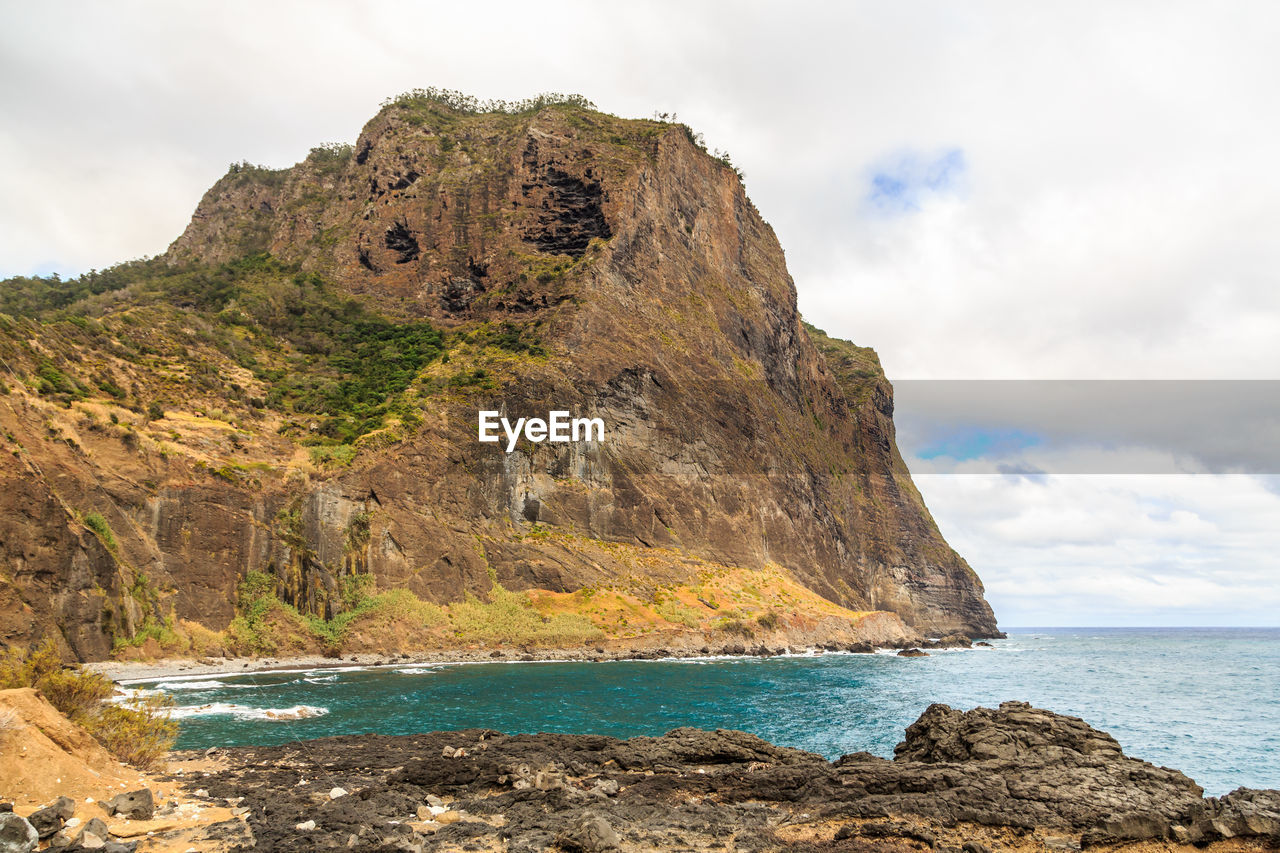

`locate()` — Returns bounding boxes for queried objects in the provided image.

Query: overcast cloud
[2,0,1277,625]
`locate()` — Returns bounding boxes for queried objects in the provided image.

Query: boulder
[830,702,1207,836]
[25,796,74,839]
[75,818,111,847]
[75,827,106,848]
[0,813,37,853]
[102,789,154,821]
[557,813,620,852]
[1196,788,1280,842]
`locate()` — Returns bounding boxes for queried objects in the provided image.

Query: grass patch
[449,584,602,646]
[228,570,447,654]
[225,571,315,656]
[82,511,116,550]
[654,595,702,629]
[315,587,447,649]
[309,444,357,468]
[0,253,446,446]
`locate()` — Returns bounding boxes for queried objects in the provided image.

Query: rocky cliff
[0,91,998,660]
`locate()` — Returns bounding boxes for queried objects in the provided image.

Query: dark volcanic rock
[0,812,38,853]
[24,795,73,839]
[837,702,1205,836]
[173,702,1273,851]
[894,701,1125,762]
[103,788,154,820]
[1194,788,1280,844]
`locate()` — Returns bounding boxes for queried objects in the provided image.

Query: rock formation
[181,701,1280,851]
[0,92,998,660]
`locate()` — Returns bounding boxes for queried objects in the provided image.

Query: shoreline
[164,701,1280,850]
[88,634,987,684]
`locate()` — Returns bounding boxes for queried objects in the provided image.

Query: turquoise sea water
[134,627,1280,796]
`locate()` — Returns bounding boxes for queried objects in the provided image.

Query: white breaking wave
[108,686,162,703]
[170,703,329,721]
[155,679,246,691]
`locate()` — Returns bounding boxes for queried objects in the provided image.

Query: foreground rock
[0,812,38,853]
[173,702,1280,852]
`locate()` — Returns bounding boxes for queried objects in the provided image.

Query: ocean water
[134,627,1280,796]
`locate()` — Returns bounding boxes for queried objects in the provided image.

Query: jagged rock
[591,779,619,797]
[102,789,153,821]
[75,827,105,848]
[47,797,75,820]
[895,702,1124,763]
[897,648,929,657]
[75,818,110,848]
[174,703,1274,851]
[0,812,38,853]
[1196,788,1280,842]
[833,702,1207,836]
[25,796,74,838]
[557,814,619,852]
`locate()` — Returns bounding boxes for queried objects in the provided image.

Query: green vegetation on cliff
[0,254,449,446]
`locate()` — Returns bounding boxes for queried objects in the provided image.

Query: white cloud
[916,473,1280,625]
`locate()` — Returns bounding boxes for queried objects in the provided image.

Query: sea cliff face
[0,93,997,660]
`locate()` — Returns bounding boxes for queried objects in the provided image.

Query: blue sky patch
[866,147,966,214]
[916,427,1042,462]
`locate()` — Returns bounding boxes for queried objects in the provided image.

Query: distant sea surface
[135,627,1280,796]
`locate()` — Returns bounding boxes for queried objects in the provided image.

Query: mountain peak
[0,90,997,661]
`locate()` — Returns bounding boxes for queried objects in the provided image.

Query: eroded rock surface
[1,96,1001,661]
[173,702,1278,852]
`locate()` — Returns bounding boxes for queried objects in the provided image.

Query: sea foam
[170,703,329,721]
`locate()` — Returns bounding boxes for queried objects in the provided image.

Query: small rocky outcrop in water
[174,701,1280,851]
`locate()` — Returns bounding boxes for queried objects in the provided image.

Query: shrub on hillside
[449,584,603,646]
[0,640,176,768]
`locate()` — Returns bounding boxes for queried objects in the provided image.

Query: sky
[2,0,1278,625]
